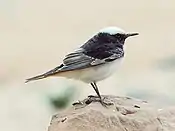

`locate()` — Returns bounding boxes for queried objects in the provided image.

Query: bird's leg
[90,82,102,99]
[89,82,113,107]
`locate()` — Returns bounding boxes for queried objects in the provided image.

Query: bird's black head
[81,27,139,59]
[98,26,139,46]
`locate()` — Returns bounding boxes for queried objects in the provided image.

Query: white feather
[99,26,125,35]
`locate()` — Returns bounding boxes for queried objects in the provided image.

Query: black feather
[81,32,125,60]
[25,64,64,83]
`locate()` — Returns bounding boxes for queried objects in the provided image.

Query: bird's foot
[88,95,99,98]
[87,95,113,107]
[100,97,113,107]
[73,95,113,107]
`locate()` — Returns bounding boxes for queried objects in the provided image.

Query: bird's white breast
[60,58,124,83]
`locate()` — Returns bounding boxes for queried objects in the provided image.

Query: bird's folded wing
[37,47,123,76]
[58,48,123,72]
[60,48,105,72]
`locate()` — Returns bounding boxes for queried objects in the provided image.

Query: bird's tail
[25,73,50,83]
[25,64,64,83]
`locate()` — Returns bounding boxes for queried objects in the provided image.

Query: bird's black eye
[114,33,122,37]
[112,33,127,45]
[114,33,126,39]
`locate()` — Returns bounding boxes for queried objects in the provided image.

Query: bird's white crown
[99,26,125,35]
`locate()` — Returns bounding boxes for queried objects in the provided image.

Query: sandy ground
[0,0,175,131]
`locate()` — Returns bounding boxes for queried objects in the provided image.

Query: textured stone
[48,96,175,131]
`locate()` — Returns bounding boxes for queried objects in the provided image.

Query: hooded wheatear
[25,26,139,106]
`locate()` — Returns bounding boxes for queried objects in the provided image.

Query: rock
[48,95,175,131]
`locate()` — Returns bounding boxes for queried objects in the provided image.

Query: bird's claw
[100,97,113,107]
[87,95,113,107]
[73,95,113,107]
[88,95,99,98]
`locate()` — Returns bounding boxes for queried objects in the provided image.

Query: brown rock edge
[48,95,175,131]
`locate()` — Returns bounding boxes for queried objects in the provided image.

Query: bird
[25,26,139,106]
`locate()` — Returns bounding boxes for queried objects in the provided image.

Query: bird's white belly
[64,58,123,83]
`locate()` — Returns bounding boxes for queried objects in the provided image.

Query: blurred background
[0,0,175,131]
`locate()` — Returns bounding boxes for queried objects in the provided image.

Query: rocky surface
[48,95,175,131]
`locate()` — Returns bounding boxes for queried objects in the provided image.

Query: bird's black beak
[125,33,139,38]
